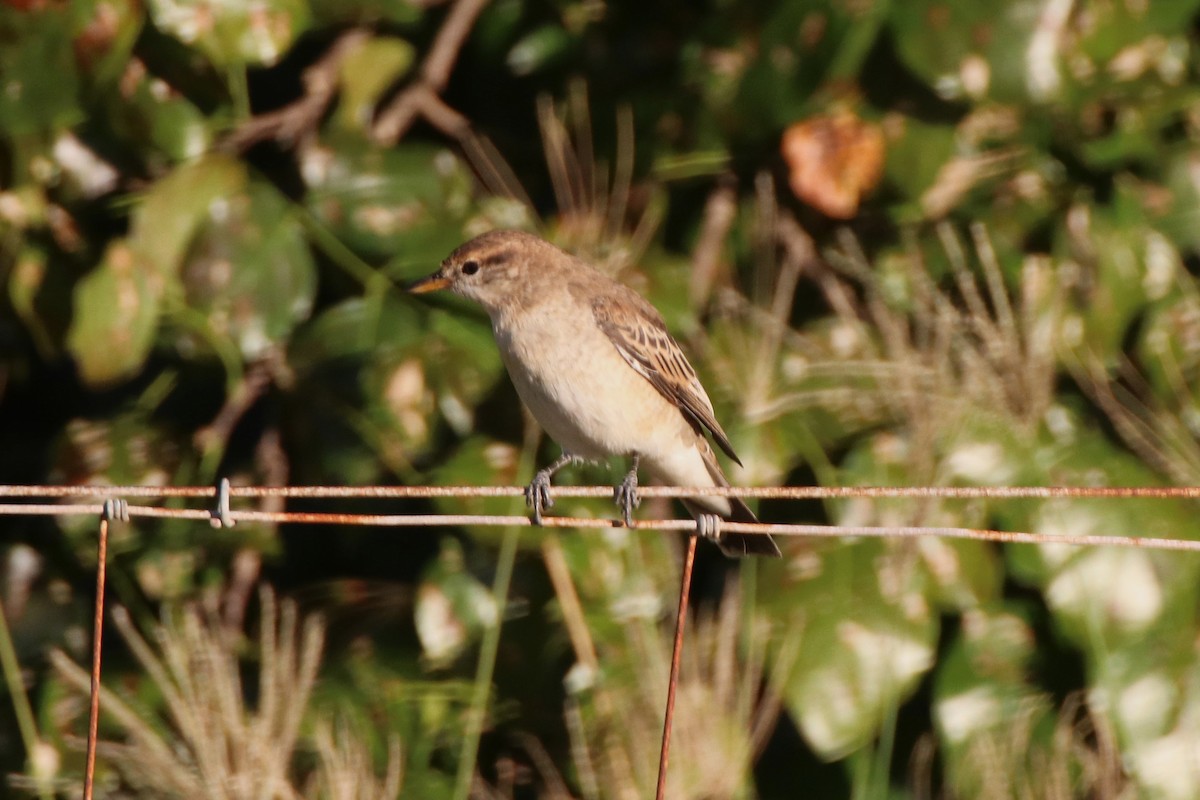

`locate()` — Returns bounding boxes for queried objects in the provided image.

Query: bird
[408,230,780,557]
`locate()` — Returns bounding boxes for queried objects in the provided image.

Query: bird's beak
[407,271,451,294]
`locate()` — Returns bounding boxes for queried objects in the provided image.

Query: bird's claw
[614,470,640,527]
[525,470,555,525]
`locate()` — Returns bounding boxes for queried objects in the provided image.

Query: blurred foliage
[2,0,1200,798]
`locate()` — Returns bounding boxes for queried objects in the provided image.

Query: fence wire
[5,480,1200,800]
[2,482,1200,552]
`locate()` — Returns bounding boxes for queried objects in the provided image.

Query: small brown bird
[409,230,780,557]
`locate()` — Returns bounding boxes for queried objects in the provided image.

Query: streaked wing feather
[590,290,742,465]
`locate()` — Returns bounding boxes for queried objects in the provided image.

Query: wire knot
[695,513,722,541]
[211,478,235,528]
[101,498,129,523]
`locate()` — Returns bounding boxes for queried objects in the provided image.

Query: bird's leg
[525,452,577,525]
[614,454,641,527]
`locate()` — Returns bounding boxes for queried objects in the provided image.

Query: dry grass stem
[536,86,658,274]
[305,720,403,800]
[919,693,1127,800]
[51,589,341,799]
[567,590,786,800]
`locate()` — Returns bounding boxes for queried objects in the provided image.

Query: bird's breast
[491,304,690,461]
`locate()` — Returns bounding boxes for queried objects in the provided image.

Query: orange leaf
[781,111,885,219]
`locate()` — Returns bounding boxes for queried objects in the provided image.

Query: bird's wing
[587,287,742,465]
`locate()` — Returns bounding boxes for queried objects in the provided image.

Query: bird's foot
[524,452,580,525]
[525,465,561,527]
[525,469,555,525]
[614,469,641,527]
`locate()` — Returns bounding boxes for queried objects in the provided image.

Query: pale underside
[490,278,739,518]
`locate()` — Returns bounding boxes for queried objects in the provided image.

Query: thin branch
[689,178,738,308]
[422,0,490,90]
[193,352,280,458]
[541,534,599,671]
[221,29,370,152]
[366,0,532,210]
[372,0,491,145]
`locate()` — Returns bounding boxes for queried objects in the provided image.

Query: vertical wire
[83,510,112,800]
[655,534,698,800]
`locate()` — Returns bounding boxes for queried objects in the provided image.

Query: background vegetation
[2,0,1200,797]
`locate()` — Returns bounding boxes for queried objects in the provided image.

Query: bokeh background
[3,0,1200,797]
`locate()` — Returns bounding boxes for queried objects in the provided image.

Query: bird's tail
[712,496,782,557]
[688,443,782,558]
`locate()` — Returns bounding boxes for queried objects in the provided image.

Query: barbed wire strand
[7,482,1197,799]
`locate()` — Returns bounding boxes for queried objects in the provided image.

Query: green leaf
[66,240,161,386]
[1072,0,1200,63]
[1002,427,1200,659]
[306,142,473,261]
[882,116,957,203]
[1137,289,1200,408]
[764,539,938,758]
[308,0,424,26]
[1055,182,1174,363]
[415,539,498,667]
[334,37,415,134]
[0,6,83,136]
[131,154,248,280]
[1158,149,1200,252]
[179,181,317,359]
[934,606,1051,797]
[146,0,312,67]
[7,245,54,357]
[506,25,571,77]
[731,1,859,134]
[889,1,1045,103]
[429,436,525,546]
[290,295,423,373]
[285,316,416,481]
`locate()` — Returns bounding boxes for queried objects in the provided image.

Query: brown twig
[655,534,697,800]
[541,534,599,671]
[221,429,289,631]
[368,0,533,209]
[221,29,371,152]
[744,210,815,411]
[193,355,279,456]
[690,178,738,308]
[371,0,491,144]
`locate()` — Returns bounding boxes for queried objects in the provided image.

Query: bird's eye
[461,260,480,276]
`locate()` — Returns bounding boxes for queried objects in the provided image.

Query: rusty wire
[5,481,1199,799]
[4,483,1200,499]
[656,535,697,800]
[82,500,124,800]
[81,513,106,800]
[3,483,1200,553]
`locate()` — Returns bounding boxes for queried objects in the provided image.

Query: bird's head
[408,229,553,314]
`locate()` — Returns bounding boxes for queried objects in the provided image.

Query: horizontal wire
[1,493,1199,552]
[2,484,1200,500]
